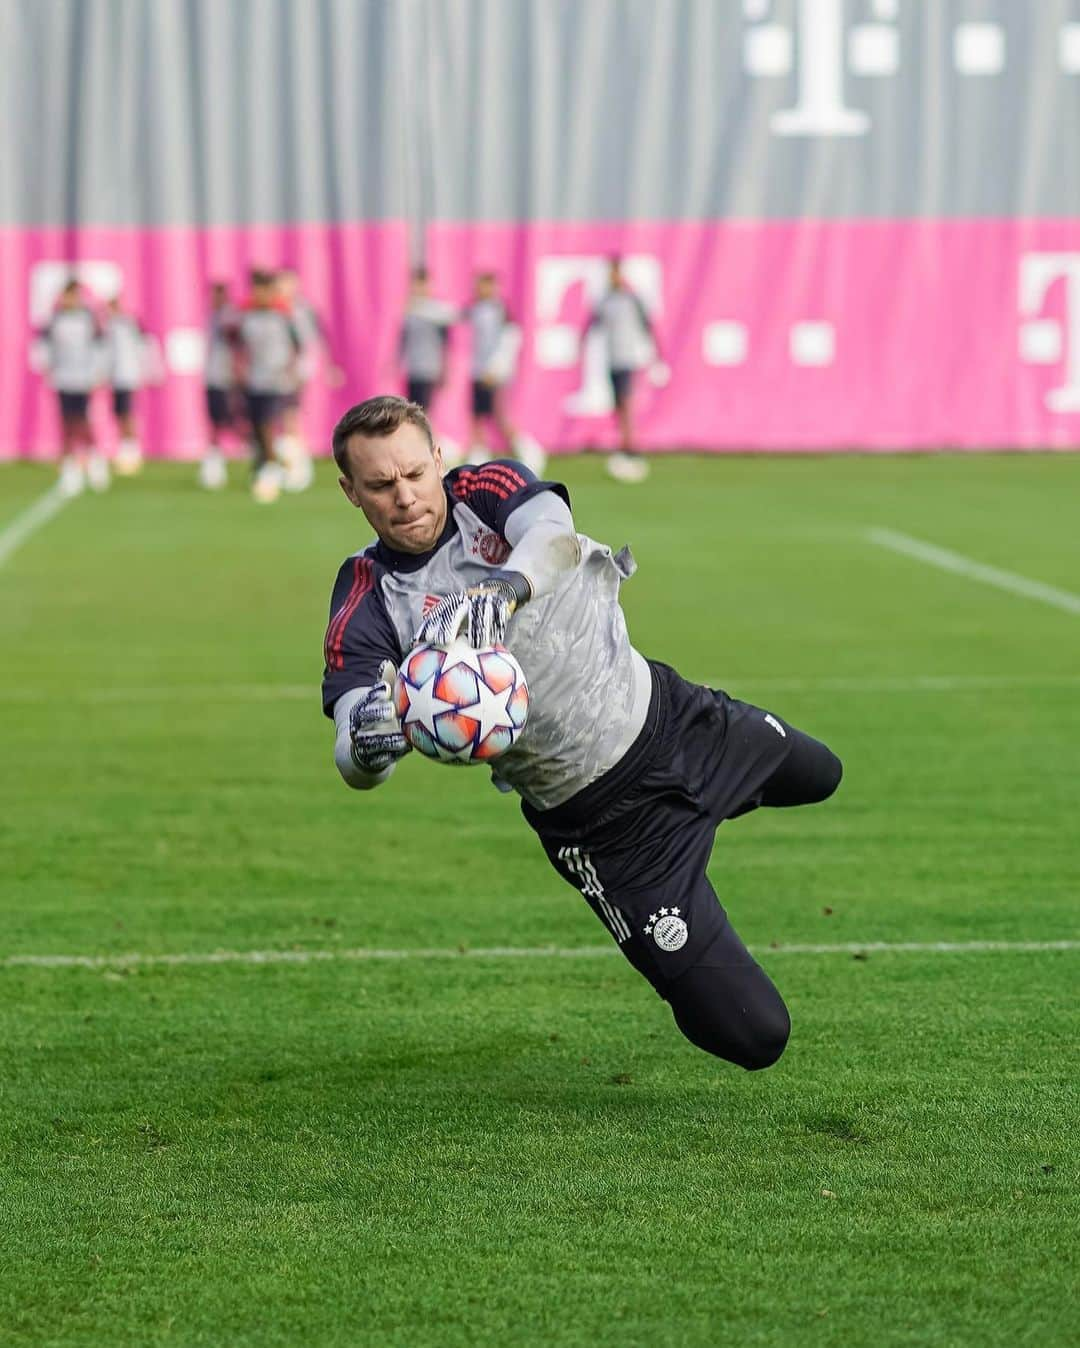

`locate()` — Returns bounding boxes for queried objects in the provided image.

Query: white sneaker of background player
[274,434,301,467]
[274,434,313,493]
[606,451,650,484]
[512,432,547,476]
[85,453,112,492]
[283,451,314,493]
[57,458,86,498]
[198,450,228,490]
[251,461,283,504]
[113,439,143,476]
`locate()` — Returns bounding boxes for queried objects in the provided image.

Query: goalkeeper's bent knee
[666,962,791,1072]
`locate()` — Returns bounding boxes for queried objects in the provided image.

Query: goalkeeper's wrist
[488,569,532,605]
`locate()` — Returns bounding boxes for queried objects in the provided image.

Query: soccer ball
[394,641,529,764]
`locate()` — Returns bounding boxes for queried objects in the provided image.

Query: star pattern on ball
[459,671,516,744]
[440,642,486,676]
[401,672,455,737]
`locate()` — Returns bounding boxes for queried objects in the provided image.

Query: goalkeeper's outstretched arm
[500,491,581,600]
[333,688,392,790]
[333,660,410,790]
[413,491,582,649]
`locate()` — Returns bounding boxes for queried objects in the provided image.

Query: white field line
[2,939,1077,972]
[867,527,1080,616]
[3,673,1080,706]
[0,484,72,569]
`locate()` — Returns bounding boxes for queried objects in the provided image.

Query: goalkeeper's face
[339,424,447,554]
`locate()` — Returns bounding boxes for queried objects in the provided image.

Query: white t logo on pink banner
[28,261,123,328]
[1019,254,1080,413]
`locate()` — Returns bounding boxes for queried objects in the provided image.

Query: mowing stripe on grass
[0,484,73,569]
[3,673,1080,705]
[866,527,1080,616]
[2,940,1077,971]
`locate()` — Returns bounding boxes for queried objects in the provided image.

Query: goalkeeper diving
[322,396,842,1071]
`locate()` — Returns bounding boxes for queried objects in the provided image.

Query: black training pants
[531,662,843,1071]
[665,723,842,1069]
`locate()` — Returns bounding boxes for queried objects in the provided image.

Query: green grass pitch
[0,452,1077,1346]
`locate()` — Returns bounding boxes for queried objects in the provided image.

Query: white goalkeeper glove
[348,660,411,774]
[415,572,531,648]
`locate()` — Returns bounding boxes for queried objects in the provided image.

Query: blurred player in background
[199,281,237,491]
[466,272,546,475]
[36,277,109,496]
[274,267,343,493]
[399,267,454,414]
[235,268,301,504]
[321,395,842,1074]
[586,257,667,484]
[398,266,464,466]
[103,292,148,476]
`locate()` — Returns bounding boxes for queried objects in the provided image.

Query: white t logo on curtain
[1019,254,1080,413]
[745,0,902,137]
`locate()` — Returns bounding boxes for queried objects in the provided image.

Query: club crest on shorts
[644,907,688,952]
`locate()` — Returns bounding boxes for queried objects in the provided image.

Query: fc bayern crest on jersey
[644,907,688,952]
[468,525,511,566]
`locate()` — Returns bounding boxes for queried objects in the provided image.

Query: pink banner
[0,223,409,461]
[4,219,1080,459]
[426,219,1080,452]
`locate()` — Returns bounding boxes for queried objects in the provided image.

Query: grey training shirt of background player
[591,290,653,371]
[469,298,508,379]
[236,309,298,394]
[400,299,455,381]
[205,308,237,390]
[290,301,321,351]
[42,309,102,392]
[104,314,144,390]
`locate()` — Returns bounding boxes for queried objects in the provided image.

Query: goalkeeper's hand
[348,662,411,774]
[414,572,531,648]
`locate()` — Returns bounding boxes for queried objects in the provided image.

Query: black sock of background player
[252,423,273,471]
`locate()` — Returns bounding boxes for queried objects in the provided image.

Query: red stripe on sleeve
[451,466,515,502]
[466,478,511,501]
[324,557,374,672]
[474,464,528,491]
[451,472,509,501]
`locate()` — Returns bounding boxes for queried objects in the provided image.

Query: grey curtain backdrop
[3,0,1079,233]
